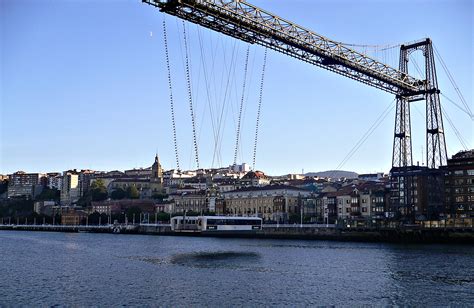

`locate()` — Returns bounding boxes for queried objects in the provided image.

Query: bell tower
[151,154,163,184]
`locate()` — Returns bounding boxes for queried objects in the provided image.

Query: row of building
[1,150,473,223]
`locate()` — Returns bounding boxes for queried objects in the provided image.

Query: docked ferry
[170,216,262,233]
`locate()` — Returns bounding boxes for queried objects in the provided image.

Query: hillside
[305,170,358,179]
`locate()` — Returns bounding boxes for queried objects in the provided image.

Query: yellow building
[223,185,310,222]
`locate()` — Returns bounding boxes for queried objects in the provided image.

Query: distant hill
[305,170,358,179]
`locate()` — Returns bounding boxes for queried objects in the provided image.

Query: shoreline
[1,224,473,244]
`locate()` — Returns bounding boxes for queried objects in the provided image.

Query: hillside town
[1,150,473,226]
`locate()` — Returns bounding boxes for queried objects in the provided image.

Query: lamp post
[300,203,303,228]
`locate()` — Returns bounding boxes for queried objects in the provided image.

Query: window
[467,170,474,176]
[362,207,367,212]
[454,170,464,176]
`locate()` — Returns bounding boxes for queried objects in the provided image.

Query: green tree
[0,180,8,195]
[90,179,108,201]
[156,212,170,222]
[151,193,168,201]
[126,186,140,199]
[126,206,142,223]
[77,194,92,208]
[88,211,101,225]
[288,213,300,224]
[35,188,60,201]
[111,188,126,200]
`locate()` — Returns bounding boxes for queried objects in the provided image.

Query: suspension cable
[233,45,250,167]
[182,20,200,170]
[441,105,469,150]
[213,38,238,168]
[433,45,473,118]
[332,99,396,177]
[163,18,180,171]
[252,48,267,171]
[196,26,219,168]
[441,93,473,120]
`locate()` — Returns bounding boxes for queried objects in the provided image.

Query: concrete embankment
[254,227,474,244]
[1,224,473,244]
[139,225,474,244]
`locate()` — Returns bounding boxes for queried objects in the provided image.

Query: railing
[263,224,336,228]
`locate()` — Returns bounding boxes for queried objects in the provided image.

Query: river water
[0,231,473,306]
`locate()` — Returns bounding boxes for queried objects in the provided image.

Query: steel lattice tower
[390,39,448,220]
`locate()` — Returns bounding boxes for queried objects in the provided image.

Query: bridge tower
[390,39,448,221]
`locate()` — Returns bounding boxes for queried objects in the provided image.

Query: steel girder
[143,0,424,95]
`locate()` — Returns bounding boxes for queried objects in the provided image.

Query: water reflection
[171,251,260,268]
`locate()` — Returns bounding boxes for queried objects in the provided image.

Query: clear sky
[1,0,472,175]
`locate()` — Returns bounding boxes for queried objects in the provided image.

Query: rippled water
[0,231,473,306]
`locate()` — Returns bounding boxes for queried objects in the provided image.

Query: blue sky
[1,0,472,175]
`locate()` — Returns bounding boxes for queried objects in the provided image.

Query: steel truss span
[143,0,424,95]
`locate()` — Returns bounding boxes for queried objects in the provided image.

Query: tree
[100,213,108,225]
[76,194,92,208]
[111,188,126,200]
[151,193,168,201]
[36,188,60,201]
[127,186,140,199]
[90,179,108,201]
[126,206,142,223]
[289,213,300,224]
[88,211,101,225]
[0,180,8,195]
[156,212,170,222]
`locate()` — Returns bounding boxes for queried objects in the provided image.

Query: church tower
[150,153,164,196]
[151,153,163,183]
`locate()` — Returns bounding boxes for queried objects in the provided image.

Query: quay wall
[1,224,473,244]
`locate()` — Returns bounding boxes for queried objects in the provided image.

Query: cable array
[441,105,469,150]
[252,48,267,171]
[233,45,250,167]
[163,18,180,171]
[332,99,396,177]
[434,45,473,120]
[182,20,200,169]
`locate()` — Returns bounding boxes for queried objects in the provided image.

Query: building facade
[60,170,79,206]
[222,185,310,222]
[7,171,44,199]
[444,150,474,219]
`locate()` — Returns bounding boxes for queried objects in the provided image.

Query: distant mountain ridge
[305,170,358,179]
